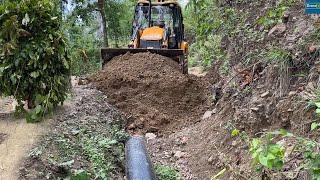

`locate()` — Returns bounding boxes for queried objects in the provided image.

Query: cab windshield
[133,5,173,29]
[151,6,173,27]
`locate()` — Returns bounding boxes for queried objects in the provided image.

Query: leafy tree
[69,0,134,48]
[0,0,71,122]
[62,0,135,75]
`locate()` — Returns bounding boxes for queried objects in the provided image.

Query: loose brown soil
[91,52,211,134]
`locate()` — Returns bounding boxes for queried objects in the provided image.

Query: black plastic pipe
[125,136,156,180]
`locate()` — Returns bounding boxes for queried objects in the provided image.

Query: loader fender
[181,41,189,53]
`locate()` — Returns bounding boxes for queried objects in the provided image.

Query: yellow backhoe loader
[101,0,189,74]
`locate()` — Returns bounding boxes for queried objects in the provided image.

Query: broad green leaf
[71,170,90,180]
[311,122,319,131]
[63,58,69,69]
[0,67,4,76]
[30,71,39,78]
[35,105,42,114]
[22,13,30,26]
[278,129,293,137]
[259,154,268,167]
[273,159,284,170]
[231,129,240,137]
[269,144,284,155]
[267,153,276,160]
[251,138,261,149]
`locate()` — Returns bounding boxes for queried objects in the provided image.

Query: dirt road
[0,98,49,180]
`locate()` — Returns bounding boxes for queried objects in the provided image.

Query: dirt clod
[91,52,210,134]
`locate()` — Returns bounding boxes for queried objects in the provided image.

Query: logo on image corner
[305,0,320,14]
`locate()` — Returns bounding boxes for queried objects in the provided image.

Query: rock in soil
[145,133,157,140]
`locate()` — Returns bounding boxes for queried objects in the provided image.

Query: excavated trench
[91,52,211,134]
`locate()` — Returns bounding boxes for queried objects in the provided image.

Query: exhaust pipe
[126,136,156,180]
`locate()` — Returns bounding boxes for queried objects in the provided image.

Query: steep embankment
[147,1,320,180]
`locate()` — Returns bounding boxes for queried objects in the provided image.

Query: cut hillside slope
[91,52,211,134]
[146,1,320,180]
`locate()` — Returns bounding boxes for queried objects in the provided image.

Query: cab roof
[137,0,181,8]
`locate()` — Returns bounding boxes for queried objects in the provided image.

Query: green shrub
[247,129,320,178]
[155,165,179,180]
[250,133,285,171]
[257,0,297,29]
[0,0,70,122]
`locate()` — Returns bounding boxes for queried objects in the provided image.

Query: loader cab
[131,1,184,49]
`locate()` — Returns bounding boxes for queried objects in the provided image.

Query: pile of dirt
[91,52,210,134]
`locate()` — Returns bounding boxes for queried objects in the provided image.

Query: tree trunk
[98,0,109,47]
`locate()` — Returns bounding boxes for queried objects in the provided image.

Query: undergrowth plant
[46,127,127,179]
[267,48,292,95]
[81,135,120,179]
[309,88,320,131]
[0,0,70,122]
[155,165,179,180]
[267,48,292,66]
[257,0,297,29]
[310,101,320,131]
[186,0,239,71]
[250,133,285,171]
[248,129,320,179]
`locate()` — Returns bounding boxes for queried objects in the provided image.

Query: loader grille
[140,40,162,49]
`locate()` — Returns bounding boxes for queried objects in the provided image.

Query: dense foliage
[64,0,135,75]
[0,0,71,122]
[184,0,299,72]
[184,0,239,70]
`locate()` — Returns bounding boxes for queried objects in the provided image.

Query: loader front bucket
[101,48,184,66]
